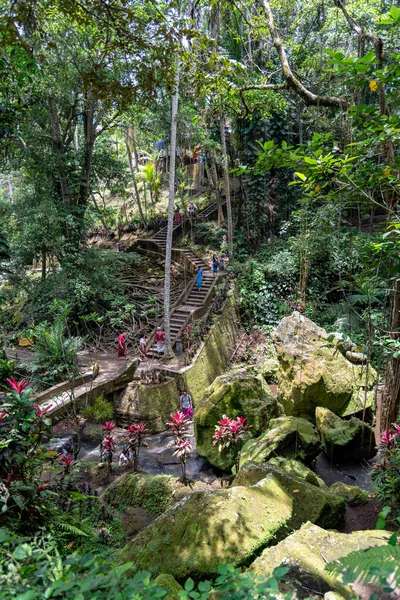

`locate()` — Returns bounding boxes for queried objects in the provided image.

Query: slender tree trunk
[163,66,180,354]
[125,130,146,225]
[381,280,400,431]
[220,114,233,262]
[90,192,112,237]
[41,249,47,281]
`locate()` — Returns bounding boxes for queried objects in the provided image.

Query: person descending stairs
[142,200,225,360]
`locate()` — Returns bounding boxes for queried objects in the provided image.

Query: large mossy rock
[194,372,278,470]
[154,574,183,600]
[118,471,342,581]
[239,416,321,468]
[248,522,390,599]
[235,457,323,488]
[103,473,177,516]
[329,481,369,506]
[316,407,376,463]
[272,312,376,419]
[115,379,179,433]
[233,462,345,530]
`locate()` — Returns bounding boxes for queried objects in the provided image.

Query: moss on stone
[233,462,345,530]
[103,473,177,516]
[267,457,323,487]
[118,475,295,580]
[118,470,345,581]
[329,482,369,506]
[248,522,390,599]
[194,371,278,470]
[272,313,377,419]
[116,379,179,433]
[178,294,239,402]
[154,574,183,599]
[239,416,321,468]
[316,407,376,463]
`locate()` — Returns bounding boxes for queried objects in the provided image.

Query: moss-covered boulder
[329,481,369,506]
[119,475,294,579]
[316,407,376,463]
[235,457,323,488]
[248,522,390,599]
[194,372,278,470]
[239,416,321,468]
[115,379,179,433]
[272,312,376,419]
[103,473,177,516]
[154,574,183,600]
[119,471,342,580]
[233,462,345,530]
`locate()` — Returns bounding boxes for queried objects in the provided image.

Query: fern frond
[54,522,88,537]
[327,545,400,585]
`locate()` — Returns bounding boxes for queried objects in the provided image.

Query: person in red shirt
[156,327,165,355]
[117,333,128,361]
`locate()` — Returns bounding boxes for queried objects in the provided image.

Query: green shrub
[0,528,292,599]
[84,395,114,423]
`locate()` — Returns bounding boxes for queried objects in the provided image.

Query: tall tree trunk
[163,66,180,354]
[381,280,400,431]
[220,114,233,262]
[41,249,47,281]
[125,129,146,225]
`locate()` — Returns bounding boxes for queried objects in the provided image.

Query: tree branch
[332,0,387,116]
[260,0,347,108]
[239,83,287,92]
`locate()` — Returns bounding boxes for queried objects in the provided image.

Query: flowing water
[50,425,218,483]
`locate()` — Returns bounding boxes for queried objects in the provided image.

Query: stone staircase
[143,203,224,359]
[150,202,220,250]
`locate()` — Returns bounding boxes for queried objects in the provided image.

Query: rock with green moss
[115,379,179,433]
[103,473,177,516]
[194,372,278,470]
[154,574,183,599]
[329,481,369,506]
[233,462,345,530]
[238,456,323,488]
[239,416,321,468]
[119,475,294,579]
[119,470,343,580]
[316,407,376,463]
[272,312,376,419]
[248,522,390,599]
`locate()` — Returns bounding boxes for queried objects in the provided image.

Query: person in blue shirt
[196,266,203,288]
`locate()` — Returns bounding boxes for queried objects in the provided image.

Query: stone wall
[115,291,240,432]
[176,291,239,402]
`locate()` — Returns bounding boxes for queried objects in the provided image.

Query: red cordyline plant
[102,434,116,474]
[166,411,192,484]
[58,453,74,475]
[124,422,149,471]
[102,421,116,433]
[213,415,251,472]
[6,378,29,394]
[371,422,400,516]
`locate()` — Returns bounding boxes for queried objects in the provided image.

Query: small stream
[50,425,219,483]
[51,428,378,491]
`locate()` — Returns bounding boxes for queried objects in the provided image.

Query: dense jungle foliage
[1,0,400,597]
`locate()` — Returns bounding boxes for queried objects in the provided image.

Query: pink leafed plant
[102,435,116,473]
[392,423,400,437]
[59,453,74,474]
[102,421,116,432]
[212,415,251,472]
[167,411,192,484]
[381,429,396,447]
[125,422,149,471]
[6,378,29,394]
[34,404,51,418]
